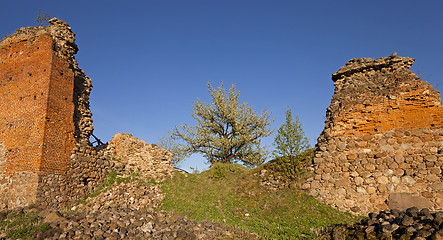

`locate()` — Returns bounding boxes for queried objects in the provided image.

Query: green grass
[79,171,155,205]
[160,162,361,239]
[0,211,50,240]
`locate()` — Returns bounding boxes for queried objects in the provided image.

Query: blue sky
[2,1,442,172]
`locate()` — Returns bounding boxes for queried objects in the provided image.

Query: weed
[116,176,132,184]
[36,9,50,26]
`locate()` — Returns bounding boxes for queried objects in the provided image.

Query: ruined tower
[306,54,443,215]
[0,18,93,209]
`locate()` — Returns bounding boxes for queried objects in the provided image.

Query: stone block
[388,193,433,210]
[377,176,389,185]
[430,167,442,174]
[367,186,376,194]
[354,177,364,185]
[310,181,321,189]
[365,164,376,171]
[430,182,443,191]
[335,178,351,187]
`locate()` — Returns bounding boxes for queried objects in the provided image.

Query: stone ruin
[1,18,441,218]
[0,19,175,210]
[104,133,176,182]
[0,18,93,209]
[305,53,443,215]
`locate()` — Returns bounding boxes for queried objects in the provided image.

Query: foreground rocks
[320,208,443,240]
[1,179,258,239]
[37,208,256,240]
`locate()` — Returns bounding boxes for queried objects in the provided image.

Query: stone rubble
[0,136,260,239]
[0,179,259,240]
[320,208,443,240]
[37,132,177,210]
[2,177,259,239]
[258,169,289,191]
[37,143,123,209]
[78,180,164,212]
[36,208,257,240]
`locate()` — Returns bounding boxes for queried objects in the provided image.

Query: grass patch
[78,171,157,205]
[160,162,361,239]
[78,171,119,204]
[0,210,50,240]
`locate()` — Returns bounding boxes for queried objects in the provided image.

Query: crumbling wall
[44,18,94,144]
[104,133,176,182]
[38,132,177,209]
[305,54,443,215]
[0,18,93,209]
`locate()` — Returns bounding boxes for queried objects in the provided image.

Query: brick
[0,19,92,210]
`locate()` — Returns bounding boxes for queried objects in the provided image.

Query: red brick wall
[0,33,75,175]
[333,76,443,136]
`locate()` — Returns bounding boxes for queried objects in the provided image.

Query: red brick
[0,33,75,175]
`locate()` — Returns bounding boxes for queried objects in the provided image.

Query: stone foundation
[37,144,122,209]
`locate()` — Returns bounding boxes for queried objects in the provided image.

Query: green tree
[273,107,310,159]
[156,135,186,168]
[170,82,273,167]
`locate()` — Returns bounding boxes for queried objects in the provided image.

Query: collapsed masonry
[0,19,175,210]
[305,54,443,215]
[104,133,175,182]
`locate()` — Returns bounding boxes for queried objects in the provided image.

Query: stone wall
[0,18,93,209]
[37,143,123,209]
[305,54,443,215]
[37,133,176,209]
[104,133,176,182]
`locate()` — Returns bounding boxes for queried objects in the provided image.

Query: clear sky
[2,1,442,172]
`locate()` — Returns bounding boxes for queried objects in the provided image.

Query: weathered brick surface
[327,57,442,136]
[41,43,76,173]
[0,33,57,174]
[0,19,87,209]
[306,54,443,215]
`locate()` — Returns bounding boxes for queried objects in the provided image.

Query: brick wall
[0,32,75,174]
[329,73,442,137]
[0,19,83,209]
